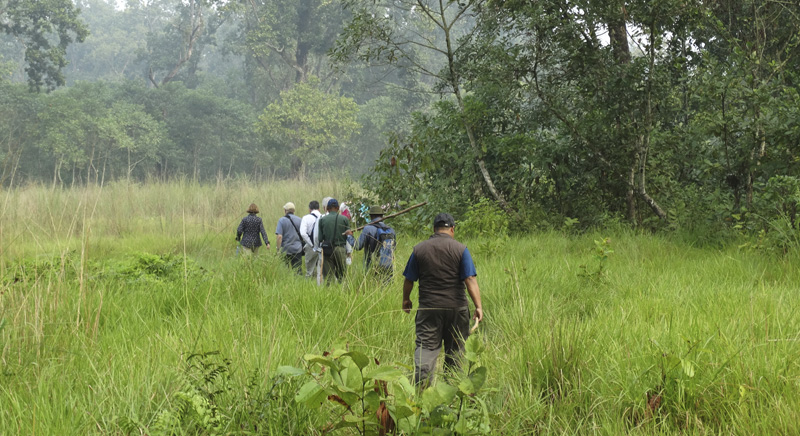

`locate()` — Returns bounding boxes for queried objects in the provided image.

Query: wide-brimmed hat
[283,202,295,210]
[369,205,384,216]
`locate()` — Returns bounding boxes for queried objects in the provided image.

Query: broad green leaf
[346,391,362,405]
[295,381,326,408]
[342,360,364,391]
[422,387,446,410]
[454,415,468,434]
[276,365,305,377]
[304,354,340,371]
[458,366,487,395]
[331,348,349,359]
[397,416,419,435]
[342,350,371,370]
[395,375,416,397]
[365,366,404,382]
[464,335,485,363]
[344,415,366,423]
[392,404,416,420]
[364,390,381,410]
[435,382,459,404]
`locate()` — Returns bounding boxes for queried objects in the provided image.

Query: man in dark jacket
[401,213,483,387]
[315,198,351,282]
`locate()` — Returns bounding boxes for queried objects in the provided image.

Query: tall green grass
[1,181,799,434]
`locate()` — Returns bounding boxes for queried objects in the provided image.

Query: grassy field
[2,180,800,435]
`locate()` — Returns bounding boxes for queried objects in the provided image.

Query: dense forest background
[1,0,799,238]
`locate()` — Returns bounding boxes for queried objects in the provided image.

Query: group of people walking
[236,201,483,388]
[235,197,397,283]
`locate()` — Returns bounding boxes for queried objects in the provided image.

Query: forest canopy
[1,0,799,236]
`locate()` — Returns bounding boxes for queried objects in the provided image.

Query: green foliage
[111,252,203,283]
[577,237,614,284]
[2,253,81,285]
[630,336,739,429]
[232,370,317,434]
[257,77,361,176]
[0,0,89,90]
[460,197,510,255]
[5,183,800,434]
[459,198,509,239]
[145,351,230,435]
[281,336,492,435]
[2,251,203,286]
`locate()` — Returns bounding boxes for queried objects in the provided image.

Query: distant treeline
[1,81,258,185]
[0,0,426,185]
[2,0,800,238]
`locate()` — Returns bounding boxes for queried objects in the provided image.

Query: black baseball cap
[433,213,455,228]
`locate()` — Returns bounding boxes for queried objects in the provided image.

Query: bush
[460,198,509,239]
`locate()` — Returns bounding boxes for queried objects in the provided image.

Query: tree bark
[295,0,312,83]
[607,7,667,223]
[149,0,204,88]
[441,4,516,217]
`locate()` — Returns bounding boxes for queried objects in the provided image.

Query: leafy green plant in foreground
[280,335,492,435]
[118,351,231,435]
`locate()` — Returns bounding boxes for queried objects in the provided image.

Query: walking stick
[470,317,481,333]
[349,201,428,232]
[317,250,323,286]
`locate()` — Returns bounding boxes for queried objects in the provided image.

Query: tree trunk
[290,156,305,179]
[441,9,516,217]
[53,160,62,190]
[607,8,667,223]
[637,134,667,220]
[295,0,311,83]
[627,159,637,222]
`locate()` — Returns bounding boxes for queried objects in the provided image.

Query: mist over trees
[0,0,424,185]
[1,0,799,235]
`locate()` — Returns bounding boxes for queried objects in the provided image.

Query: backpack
[371,225,396,269]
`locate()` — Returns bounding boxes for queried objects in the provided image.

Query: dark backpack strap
[286,214,303,244]
[333,214,340,246]
[364,223,379,253]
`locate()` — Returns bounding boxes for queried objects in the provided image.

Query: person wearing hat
[236,203,270,255]
[345,205,396,279]
[315,198,351,282]
[275,202,304,273]
[401,212,483,387]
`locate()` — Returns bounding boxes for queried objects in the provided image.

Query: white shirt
[312,211,330,252]
[299,210,321,248]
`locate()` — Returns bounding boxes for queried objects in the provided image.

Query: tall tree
[334,0,516,215]
[236,0,348,87]
[141,0,229,88]
[693,0,800,210]
[0,0,89,90]
[257,77,360,177]
[64,0,148,83]
[0,82,41,185]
